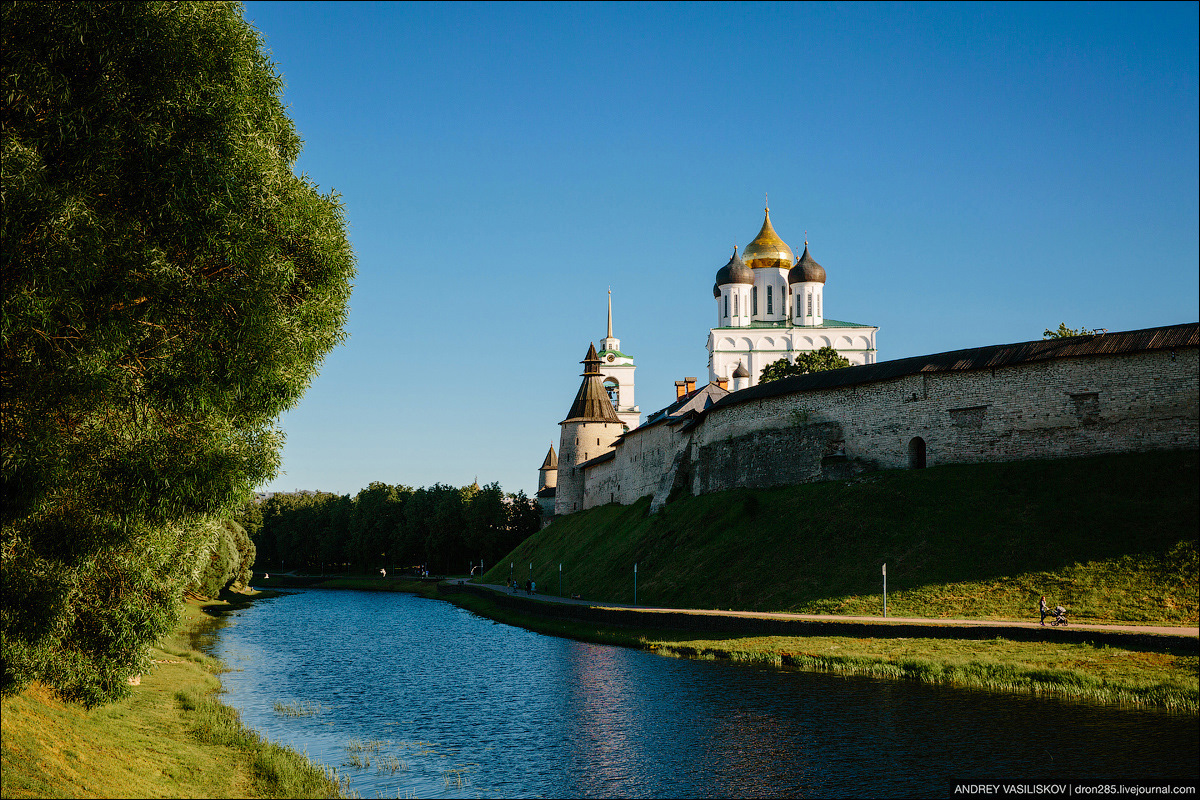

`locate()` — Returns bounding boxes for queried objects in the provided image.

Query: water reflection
[205,589,1197,799]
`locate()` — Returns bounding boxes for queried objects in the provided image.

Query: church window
[807,294,812,315]
[724,295,729,318]
[733,293,738,316]
[767,286,773,314]
[817,295,821,316]
[752,288,758,315]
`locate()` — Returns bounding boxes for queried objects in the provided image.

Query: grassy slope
[0,596,342,799]
[485,450,1198,625]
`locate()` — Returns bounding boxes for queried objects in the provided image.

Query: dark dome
[788,244,826,284]
[714,246,754,287]
[733,361,750,378]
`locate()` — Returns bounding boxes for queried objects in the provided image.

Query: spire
[607,289,613,339]
[540,444,558,470]
[581,342,602,376]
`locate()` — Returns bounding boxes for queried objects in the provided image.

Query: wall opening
[603,378,619,409]
[908,436,927,469]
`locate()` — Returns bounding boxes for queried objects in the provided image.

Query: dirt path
[469,581,1198,641]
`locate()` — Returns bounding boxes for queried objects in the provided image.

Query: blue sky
[243,1,1199,498]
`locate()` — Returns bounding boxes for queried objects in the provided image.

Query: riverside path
[451,581,1198,649]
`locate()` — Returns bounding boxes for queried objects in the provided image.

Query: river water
[201,589,1197,798]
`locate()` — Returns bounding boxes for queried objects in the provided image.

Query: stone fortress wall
[577,325,1199,512]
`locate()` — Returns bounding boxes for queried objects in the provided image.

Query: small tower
[789,239,826,327]
[555,343,625,515]
[713,246,754,328]
[596,291,640,429]
[732,360,751,391]
[536,445,558,524]
[537,444,558,493]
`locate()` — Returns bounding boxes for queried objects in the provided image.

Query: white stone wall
[695,348,1199,476]
[574,346,1199,514]
[556,420,624,515]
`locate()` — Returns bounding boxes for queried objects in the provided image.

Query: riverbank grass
[444,591,1199,712]
[0,596,342,799]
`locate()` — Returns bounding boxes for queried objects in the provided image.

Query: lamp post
[882,563,887,618]
[558,562,562,597]
[633,562,638,606]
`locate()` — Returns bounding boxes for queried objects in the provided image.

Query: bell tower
[596,291,639,430]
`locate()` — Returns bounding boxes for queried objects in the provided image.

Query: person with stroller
[1039,596,1049,625]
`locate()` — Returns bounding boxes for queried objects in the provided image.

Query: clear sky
[242,1,1199,499]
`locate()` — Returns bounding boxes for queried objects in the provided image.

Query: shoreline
[0,590,345,799]
[255,575,1198,713]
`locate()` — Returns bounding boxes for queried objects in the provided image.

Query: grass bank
[0,593,343,799]
[484,450,1198,625]
[443,590,1199,713]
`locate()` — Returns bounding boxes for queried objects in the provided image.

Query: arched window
[908,437,927,469]
[603,378,619,410]
[817,295,821,316]
[752,287,758,315]
[767,285,773,314]
[724,294,729,318]
[807,293,812,315]
[734,293,738,316]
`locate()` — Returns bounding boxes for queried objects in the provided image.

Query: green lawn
[484,450,1198,625]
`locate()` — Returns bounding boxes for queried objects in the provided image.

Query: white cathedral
[537,205,879,518]
[709,205,878,388]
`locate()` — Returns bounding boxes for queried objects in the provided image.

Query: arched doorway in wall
[908,436,927,469]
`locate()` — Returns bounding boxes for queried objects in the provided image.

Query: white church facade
[709,206,877,389]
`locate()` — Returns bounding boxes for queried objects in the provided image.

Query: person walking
[1039,595,1049,626]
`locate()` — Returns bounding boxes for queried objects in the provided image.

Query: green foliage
[190,520,256,599]
[1,2,354,705]
[759,346,852,383]
[254,481,543,576]
[1043,322,1090,338]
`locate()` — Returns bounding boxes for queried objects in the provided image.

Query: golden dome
[742,206,794,270]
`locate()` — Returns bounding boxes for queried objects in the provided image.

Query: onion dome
[742,207,794,270]
[714,246,754,289]
[732,361,750,379]
[788,243,827,284]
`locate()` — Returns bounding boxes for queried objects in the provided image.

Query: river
[200,588,1197,798]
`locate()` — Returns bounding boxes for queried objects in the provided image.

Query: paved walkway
[468,581,1198,640]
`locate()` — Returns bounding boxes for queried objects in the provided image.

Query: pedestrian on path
[1040,595,1049,625]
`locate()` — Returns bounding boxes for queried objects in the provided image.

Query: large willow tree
[1,2,354,705]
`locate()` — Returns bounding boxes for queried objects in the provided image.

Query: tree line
[238,482,542,577]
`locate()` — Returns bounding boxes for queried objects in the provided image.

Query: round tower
[555,343,625,515]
